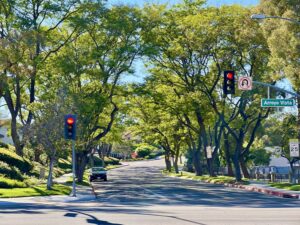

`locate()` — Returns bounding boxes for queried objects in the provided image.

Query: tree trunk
[11,116,23,156]
[233,146,242,182]
[47,157,54,190]
[207,158,215,177]
[89,153,94,168]
[76,152,89,183]
[107,144,112,157]
[34,150,41,162]
[174,146,180,174]
[239,156,250,179]
[290,161,296,184]
[224,132,234,176]
[165,154,172,172]
[297,93,300,184]
[193,149,202,176]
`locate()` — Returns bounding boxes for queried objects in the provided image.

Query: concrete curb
[224,183,300,199]
[164,173,300,200]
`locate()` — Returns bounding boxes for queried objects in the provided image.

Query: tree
[39,5,143,182]
[24,97,68,190]
[257,0,300,140]
[140,2,272,181]
[128,83,188,173]
[0,0,83,156]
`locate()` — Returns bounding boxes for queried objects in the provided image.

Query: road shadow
[67,210,123,225]
[93,164,300,208]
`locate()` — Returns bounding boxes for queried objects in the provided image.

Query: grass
[269,182,300,191]
[163,170,249,185]
[0,184,71,198]
[66,171,90,186]
[106,165,122,170]
[0,176,27,188]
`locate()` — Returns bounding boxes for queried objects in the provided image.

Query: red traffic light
[226,72,234,80]
[67,118,74,125]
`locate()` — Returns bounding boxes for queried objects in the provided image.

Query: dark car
[89,167,107,182]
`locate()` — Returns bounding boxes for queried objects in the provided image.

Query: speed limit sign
[289,139,299,157]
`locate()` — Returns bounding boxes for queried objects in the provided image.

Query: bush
[135,148,151,158]
[0,176,27,188]
[0,148,33,173]
[57,158,72,172]
[92,156,120,166]
[0,161,24,181]
[0,142,9,149]
[104,156,120,165]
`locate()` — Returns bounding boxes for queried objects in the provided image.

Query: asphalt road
[1,159,300,225]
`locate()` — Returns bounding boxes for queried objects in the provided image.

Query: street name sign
[261,99,294,107]
[238,77,252,90]
[290,139,299,158]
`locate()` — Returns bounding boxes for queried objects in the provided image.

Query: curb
[224,183,300,199]
[164,173,300,200]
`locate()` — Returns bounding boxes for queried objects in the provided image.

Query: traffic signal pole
[64,114,77,197]
[71,139,76,197]
[251,80,300,98]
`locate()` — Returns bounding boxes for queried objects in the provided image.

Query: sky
[0,0,261,119]
[110,0,260,84]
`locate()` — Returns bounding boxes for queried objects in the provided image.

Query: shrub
[0,142,9,149]
[104,156,120,165]
[23,175,40,187]
[0,161,24,181]
[0,148,33,173]
[57,158,72,172]
[135,147,151,158]
[92,156,120,166]
[0,176,27,188]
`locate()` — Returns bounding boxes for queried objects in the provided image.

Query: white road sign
[289,139,299,157]
[206,146,212,159]
[238,77,252,90]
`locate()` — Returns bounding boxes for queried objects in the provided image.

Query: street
[1,159,300,225]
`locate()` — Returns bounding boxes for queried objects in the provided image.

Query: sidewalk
[224,180,300,199]
[0,173,96,207]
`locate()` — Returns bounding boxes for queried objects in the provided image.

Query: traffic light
[223,70,235,95]
[64,114,76,140]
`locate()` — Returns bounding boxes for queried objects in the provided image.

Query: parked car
[89,167,107,182]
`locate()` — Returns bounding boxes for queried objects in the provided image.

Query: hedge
[0,176,26,188]
[0,148,33,173]
[93,156,120,166]
[0,142,9,149]
[0,161,24,181]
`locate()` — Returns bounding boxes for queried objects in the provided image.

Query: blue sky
[111,0,260,83]
[0,0,260,119]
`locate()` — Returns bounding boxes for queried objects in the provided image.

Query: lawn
[269,182,300,191]
[163,170,249,184]
[0,184,71,198]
